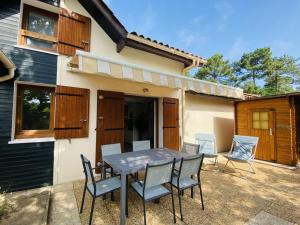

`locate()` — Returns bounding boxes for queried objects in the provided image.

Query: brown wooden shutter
[163,98,180,151]
[95,90,124,173]
[58,8,91,56]
[55,85,89,139]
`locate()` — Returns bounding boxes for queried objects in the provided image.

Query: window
[15,84,55,139]
[19,4,91,55]
[252,111,269,130]
[20,5,58,52]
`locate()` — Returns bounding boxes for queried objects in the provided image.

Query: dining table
[102,147,188,225]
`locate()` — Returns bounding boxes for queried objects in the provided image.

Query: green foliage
[195,47,300,96]
[195,54,236,86]
[263,55,299,95]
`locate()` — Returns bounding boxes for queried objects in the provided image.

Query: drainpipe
[0,50,16,82]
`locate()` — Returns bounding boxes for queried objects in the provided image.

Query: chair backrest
[132,140,151,152]
[101,143,122,157]
[178,154,204,180]
[230,135,259,160]
[80,154,96,193]
[144,159,175,191]
[195,133,217,155]
[181,142,200,155]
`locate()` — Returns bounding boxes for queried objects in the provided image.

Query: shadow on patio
[72,155,300,225]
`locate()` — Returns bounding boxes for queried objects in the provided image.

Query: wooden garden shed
[235,93,300,166]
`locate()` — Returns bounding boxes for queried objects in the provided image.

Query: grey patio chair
[132,140,151,180]
[98,143,122,178]
[132,140,151,151]
[224,135,259,174]
[175,142,199,171]
[195,133,218,167]
[131,159,176,225]
[80,154,121,225]
[171,154,205,221]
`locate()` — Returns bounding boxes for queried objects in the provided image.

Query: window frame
[251,110,269,130]
[15,84,55,139]
[20,4,59,52]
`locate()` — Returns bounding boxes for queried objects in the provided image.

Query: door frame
[124,94,159,148]
[248,108,276,162]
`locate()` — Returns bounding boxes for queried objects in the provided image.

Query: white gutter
[0,50,16,82]
[75,50,243,92]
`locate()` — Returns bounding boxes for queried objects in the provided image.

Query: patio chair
[171,154,205,221]
[80,154,121,225]
[98,143,122,178]
[195,133,218,167]
[131,159,176,225]
[175,142,200,171]
[223,135,259,174]
[132,140,151,151]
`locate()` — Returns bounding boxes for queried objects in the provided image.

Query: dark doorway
[124,96,155,152]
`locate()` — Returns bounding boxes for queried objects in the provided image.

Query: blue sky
[104,0,300,62]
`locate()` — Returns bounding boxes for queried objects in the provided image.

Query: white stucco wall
[54,0,185,184]
[183,93,235,152]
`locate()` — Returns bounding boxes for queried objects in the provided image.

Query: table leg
[120,173,126,225]
[102,167,107,200]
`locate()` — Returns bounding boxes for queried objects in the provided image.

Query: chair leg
[80,182,87,214]
[126,175,129,217]
[170,186,176,223]
[198,179,204,210]
[178,189,183,221]
[143,200,147,225]
[89,197,95,225]
[191,175,194,199]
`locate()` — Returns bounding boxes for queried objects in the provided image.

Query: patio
[49,154,300,225]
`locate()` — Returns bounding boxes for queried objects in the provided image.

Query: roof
[236,92,300,102]
[78,0,206,67]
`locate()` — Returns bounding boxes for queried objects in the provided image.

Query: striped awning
[67,50,244,99]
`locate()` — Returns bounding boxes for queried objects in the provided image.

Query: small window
[20,5,58,52]
[15,84,55,139]
[252,111,269,130]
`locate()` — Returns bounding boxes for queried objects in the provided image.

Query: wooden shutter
[95,91,124,171]
[163,98,180,151]
[55,85,89,139]
[58,8,91,56]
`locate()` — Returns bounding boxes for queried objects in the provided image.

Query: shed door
[163,98,180,151]
[249,110,276,161]
[95,91,124,170]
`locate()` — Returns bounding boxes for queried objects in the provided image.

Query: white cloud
[213,1,234,31]
[177,29,207,48]
[271,40,293,56]
[214,1,234,20]
[135,4,157,34]
[227,38,248,61]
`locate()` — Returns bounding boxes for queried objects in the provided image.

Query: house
[235,94,300,166]
[0,0,243,191]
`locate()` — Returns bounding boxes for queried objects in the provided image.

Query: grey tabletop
[103,148,188,175]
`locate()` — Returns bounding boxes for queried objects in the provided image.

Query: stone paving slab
[48,182,81,225]
[0,187,50,225]
[245,211,296,225]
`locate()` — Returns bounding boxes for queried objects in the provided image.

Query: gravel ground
[73,155,300,225]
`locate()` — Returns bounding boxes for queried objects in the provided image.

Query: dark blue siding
[0,0,20,47]
[0,0,57,191]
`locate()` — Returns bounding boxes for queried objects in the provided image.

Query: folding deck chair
[224,135,259,174]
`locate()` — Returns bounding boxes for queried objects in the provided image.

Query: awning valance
[0,50,15,82]
[67,50,244,99]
